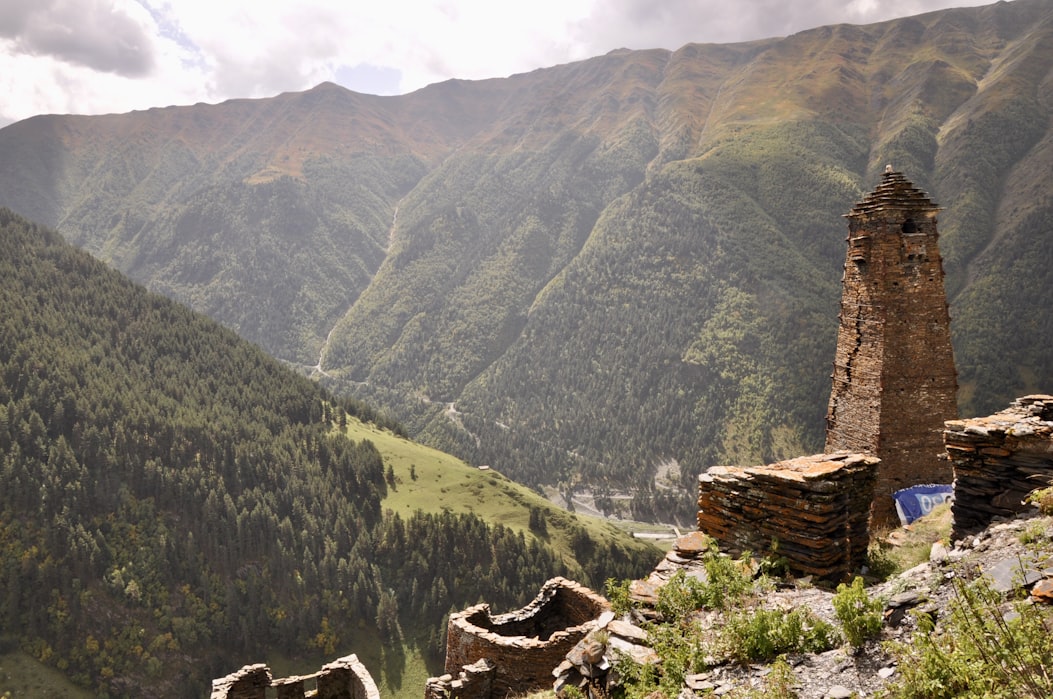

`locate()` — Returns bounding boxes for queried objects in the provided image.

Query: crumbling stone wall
[441,577,609,699]
[210,664,270,699]
[209,655,379,699]
[697,452,879,581]
[424,658,495,699]
[945,395,1053,539]
[825,170,958,528]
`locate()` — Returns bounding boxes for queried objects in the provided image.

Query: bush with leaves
[884,575,1053,698]
[653,570,711,621]
[605,578,633,616]
[613,621,708,699]
[727,656,799,698]
[650,550,756,621]
[719,607,839,663]
[833,576,884,648]
[1026,486,1053,516]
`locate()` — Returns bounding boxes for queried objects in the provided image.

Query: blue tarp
[893,484,953,525]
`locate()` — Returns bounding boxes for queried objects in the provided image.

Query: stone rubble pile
[944,394,1053,539]
[697,452,880,581]
[552,611,657,698]
[424,658,495,699]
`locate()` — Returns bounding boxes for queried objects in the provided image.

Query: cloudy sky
[0,0,998,126]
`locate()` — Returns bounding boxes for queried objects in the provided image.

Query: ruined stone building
[209,654,379,699]
[433,577,610,699]
[825,170,958,528]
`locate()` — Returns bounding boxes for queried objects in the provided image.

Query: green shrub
[884,575,1053,698]
[865,539,899,581]
[605,577,633,616]
[720,607,839,663]
[652,549,756,622]
[832,576,883,647]
[1017,520,1047,546]
[702,550,757,609]
[1026,486,1053,516]
[612,620,707,699]
[728,656,799,698]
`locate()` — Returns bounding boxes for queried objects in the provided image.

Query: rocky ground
[556,505,1053,699]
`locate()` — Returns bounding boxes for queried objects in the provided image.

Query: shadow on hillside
[380,641,406,692]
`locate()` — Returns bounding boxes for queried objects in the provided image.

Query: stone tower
[825,169,958,528]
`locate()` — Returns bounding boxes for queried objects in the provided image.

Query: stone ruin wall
[697,452,879,581]
[423,658,495,699]
[945,395,1053,539]
[439,576,610,699]
[209,654,379,699]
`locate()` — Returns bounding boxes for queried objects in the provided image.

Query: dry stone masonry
[439,576,610,699]
[945,394,1053,539]
[825,170,958,528]
[627,530,717,612]
[697,452,879,581]
[424,658,496,699]
[209,655,379,699]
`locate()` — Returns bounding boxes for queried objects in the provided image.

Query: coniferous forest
[0,209,655,696]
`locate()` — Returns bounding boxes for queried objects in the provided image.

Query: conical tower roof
[846,169,939,220]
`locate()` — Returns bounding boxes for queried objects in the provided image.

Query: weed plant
[883,575,1053,698]
[1026,486,1053,516]
[605,578,633,616]
[718,607,839,663]
[832,577,884,648]
[727,656,799,698]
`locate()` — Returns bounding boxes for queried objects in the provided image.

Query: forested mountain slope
[0,210,656,697]
[1,0,1052,518]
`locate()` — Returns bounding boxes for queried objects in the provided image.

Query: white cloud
[0,0,1000,125]
[0,0,158,75]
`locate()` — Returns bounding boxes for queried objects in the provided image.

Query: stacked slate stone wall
[945,395,1053,539]
[697,452,879,581]
[440,577,609,699]
[209,655,380,699]
[209,665,270,699]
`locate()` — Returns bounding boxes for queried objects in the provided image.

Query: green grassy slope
[0,651,93,699]
[348,418,660,570]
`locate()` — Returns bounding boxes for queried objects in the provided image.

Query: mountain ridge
[1,0,1052,516]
